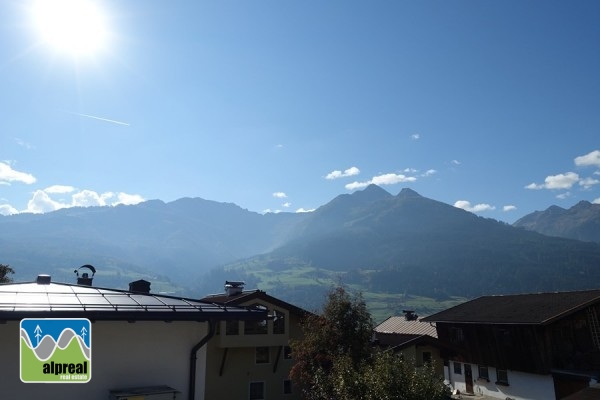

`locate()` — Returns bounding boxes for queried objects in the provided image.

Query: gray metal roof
[0,280,267,321]
[375,317,438,338]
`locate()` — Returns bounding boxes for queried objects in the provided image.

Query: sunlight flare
[32,0,109,57]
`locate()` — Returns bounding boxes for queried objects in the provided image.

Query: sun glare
[32,0,109,57]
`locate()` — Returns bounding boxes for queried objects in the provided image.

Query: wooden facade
[423,290,600,399]
[435,303,600,376]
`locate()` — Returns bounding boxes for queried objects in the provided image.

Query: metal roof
[201,289,311,317]
[375,317,438,338]
[421,289,600,325]
[0,280,267,322]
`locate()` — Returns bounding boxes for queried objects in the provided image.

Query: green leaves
[0,264,14,283]
[290,286,450,400]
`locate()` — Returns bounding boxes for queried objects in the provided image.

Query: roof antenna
[74,264,96,286]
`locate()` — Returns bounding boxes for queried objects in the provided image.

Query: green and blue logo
[20,318,91,383]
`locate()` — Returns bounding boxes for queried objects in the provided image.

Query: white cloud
[0,162,36,184]
[282,202,291,208]
[114,192,144,205]
[593,198,600,204]
[410,134,420,140]
[0,204,18,216]
[556,192,571,200]
[27,190,67,213]
[44,185,76,194]
[295,208,315,213]
[546,173,580,189]
[503,205,517,212]
[574,150,600,167]
[525,172,579,190]
[24,188,144,214]
[345,172,417,190]
[372,173,416,185]
[579,177,600,189]
[454,200,496,213]
[422,169,437,177]
[451,160,461,165]
[72,190,107,207]
[403,168,418,173]
[272,192,287,198]
[325,167,360,180]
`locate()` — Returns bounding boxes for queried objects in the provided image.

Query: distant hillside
[3,187,600,317]
[514,201,600,243]
[210,187,600,309]
[0,198,305,288]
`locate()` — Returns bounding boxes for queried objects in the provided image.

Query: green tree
[290,286,374,396]
[0,264,14,283]
[290,286,449,400]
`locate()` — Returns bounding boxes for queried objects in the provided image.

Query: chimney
[36,274,51,285]
[74,265,96,286]
[224,281,245,296]
[403,310,418,321]
[129,279,151,294]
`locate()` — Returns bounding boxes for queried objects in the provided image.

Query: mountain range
[2,185,600,313]
[514,200,600,243]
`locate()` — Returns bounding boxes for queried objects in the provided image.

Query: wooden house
[422,290,600,400]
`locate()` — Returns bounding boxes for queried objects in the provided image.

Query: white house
[0,273,266,400]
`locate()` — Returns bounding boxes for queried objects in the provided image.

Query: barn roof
[422,290,600,325]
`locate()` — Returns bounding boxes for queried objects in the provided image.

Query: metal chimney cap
[36,274,51,285]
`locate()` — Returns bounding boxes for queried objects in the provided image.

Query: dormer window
[245,304,268,335]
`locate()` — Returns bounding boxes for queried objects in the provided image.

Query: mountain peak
[546,205,566,214]
[397,187,422,199]
[356,184,392,200]
[573,200,593,209]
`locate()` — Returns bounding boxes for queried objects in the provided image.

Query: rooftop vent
[403,310,418,321]
[129,279,151,294]
[224,281,245,296]
[36,274,51,285]
[74,265,96,286]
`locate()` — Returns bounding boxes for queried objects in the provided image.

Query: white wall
[2,320,208,400]
[447,360,555,400]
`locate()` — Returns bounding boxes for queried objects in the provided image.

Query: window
[478,365,489,381]
[226,320,239,335]
[273,309,285,334]
[422,351,432,365]
[245,304,268,335]
[496,369,509,386]
[249,382,265,400]
[283,345,292,360]
[283,379,293,394]
[450,327,465,343]
[453,361,462,375]
[256,347,270,364]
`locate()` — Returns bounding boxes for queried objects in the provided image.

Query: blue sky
[1,0,599,223]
